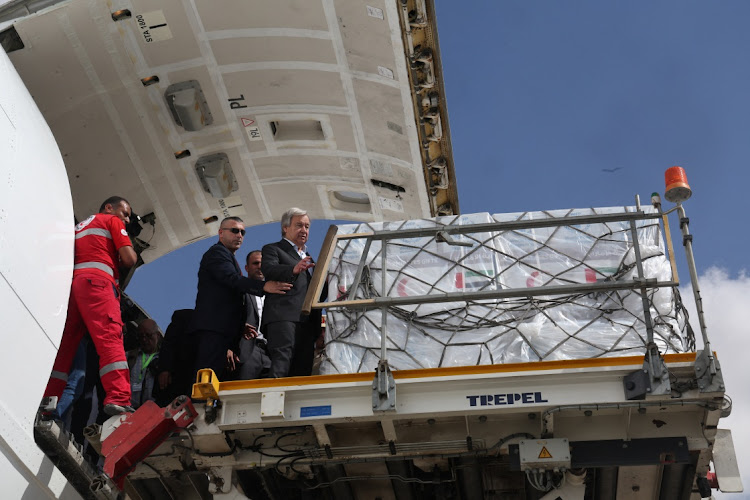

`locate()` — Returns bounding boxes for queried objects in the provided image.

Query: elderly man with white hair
[261,208,327,378]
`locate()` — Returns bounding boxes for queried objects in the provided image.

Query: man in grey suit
[234,250,272,380]
[261,208,326,378]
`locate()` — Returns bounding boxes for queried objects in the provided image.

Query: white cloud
[680,267,749,497]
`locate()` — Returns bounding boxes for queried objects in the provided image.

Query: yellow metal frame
[191,368,221,399]
[194,352,699,396]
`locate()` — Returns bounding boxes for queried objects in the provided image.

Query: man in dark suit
[191,217,291,381]
[156,309,194,405]
[262,208,326,378]
[234,250,272,380]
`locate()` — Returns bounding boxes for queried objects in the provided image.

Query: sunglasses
[222,227,246,236]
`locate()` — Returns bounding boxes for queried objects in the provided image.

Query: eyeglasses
[221,227,246,236]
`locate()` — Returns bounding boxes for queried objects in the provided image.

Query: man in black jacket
[234,250,272,380]
[156,309,194,405]
[191,217,291,381]
[261,208,327,378]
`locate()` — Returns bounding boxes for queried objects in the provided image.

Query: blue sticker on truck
[466,392,548,407]
[300,405,332,418]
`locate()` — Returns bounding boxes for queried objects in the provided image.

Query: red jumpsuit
[45,213,133,407]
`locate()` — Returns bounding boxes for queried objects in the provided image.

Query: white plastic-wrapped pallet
[319,207,687,375]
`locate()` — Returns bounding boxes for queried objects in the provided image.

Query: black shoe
[103,403,135,416]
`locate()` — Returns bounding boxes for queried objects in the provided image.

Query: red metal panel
[102,396,197,488]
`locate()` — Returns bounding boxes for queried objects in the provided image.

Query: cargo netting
[319,207,691,375]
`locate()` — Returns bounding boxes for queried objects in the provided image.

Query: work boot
[103,403,135,416]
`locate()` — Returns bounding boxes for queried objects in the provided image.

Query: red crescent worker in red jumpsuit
[44,196,138,416]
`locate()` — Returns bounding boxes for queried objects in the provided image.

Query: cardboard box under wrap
[319,207,687,375]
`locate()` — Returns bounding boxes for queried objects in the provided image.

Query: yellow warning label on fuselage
[538,446,553,459]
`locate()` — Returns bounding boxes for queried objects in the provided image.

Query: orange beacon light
[664,166,692,203]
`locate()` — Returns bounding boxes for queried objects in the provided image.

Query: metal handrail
[304,209,678,314]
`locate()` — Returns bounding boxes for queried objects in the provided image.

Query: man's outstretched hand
[264,281,292,294]
[226,349,240,372]
[293,256,315,275]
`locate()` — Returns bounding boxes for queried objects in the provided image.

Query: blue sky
[127,3,748,492]
[438,2,748,273]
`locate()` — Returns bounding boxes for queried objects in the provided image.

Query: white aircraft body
[0,47,78,499]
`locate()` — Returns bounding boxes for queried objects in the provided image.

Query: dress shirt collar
[283,238,307,257]
[255,295,265,340]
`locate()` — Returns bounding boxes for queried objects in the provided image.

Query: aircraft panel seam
[113,0,214,222]
[183,0,273,222]
[322,0,383,220]
[0,271,57,349]
[204,28,333,41]
[56,9,180,248]
[91,0,201,240]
